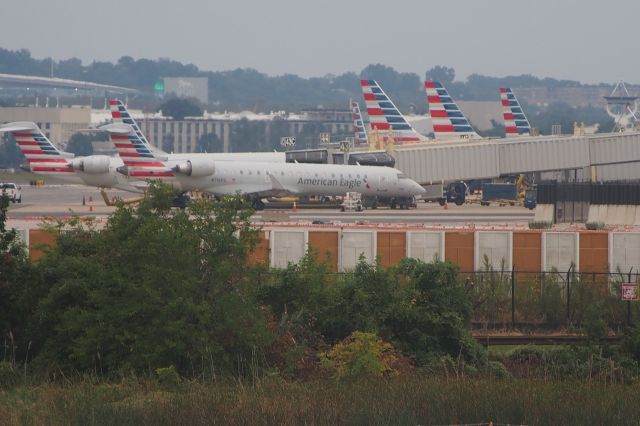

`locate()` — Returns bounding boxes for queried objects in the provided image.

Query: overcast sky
[1,0,637,84]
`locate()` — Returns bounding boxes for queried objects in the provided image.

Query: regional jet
[102,123,425,209]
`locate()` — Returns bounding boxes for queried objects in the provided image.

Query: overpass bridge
[391,132,640,184]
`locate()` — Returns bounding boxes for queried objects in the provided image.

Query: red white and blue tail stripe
[106,99,172,178]
[425,81,480,141]
[500,87,531,137]
[108,99,153,147]
[351,101,368,145]
[0,122,74,174]
[360,80,428,144]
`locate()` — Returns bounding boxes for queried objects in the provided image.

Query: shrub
[319,331,400,381]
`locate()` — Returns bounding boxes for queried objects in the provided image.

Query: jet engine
[172,159,215,177]
[70,156,111,174]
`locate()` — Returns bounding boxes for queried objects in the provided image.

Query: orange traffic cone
[444,201,448,210]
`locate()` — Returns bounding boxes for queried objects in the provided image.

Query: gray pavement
[6,184,535,228]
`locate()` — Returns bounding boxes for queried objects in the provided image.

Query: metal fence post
[511,265,516,327]
[628,269,633,326]
[566,265,573,325]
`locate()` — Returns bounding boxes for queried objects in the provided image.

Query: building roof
[0,73,139,94]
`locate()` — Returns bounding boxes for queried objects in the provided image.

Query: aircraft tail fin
[425,80,480,141]
[500,87,531,137]
[360,79,428,144]
[108,99,154,147]
[0,122,74,174]
[100,122,173,178]
[351,101,368,145]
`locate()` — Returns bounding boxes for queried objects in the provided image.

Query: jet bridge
[391,132,640,184]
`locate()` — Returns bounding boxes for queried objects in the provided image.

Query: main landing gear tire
[252,198,265,211]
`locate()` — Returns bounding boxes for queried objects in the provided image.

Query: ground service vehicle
[437,182,467,206]
[1,183,21,203]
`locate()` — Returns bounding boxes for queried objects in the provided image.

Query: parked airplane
[103,123,425,209]
[500,87,532,137]
[425,81,481,141]
[351,101,369,146]
[359,80,429,144]
[0,121,143,192]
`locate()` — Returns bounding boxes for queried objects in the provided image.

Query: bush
[319,331,400,381]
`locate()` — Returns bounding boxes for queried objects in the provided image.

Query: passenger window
[240,170,243,175]
[257,171,261,175]
[281,172,284,176]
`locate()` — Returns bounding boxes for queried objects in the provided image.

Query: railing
[462,268,640,329]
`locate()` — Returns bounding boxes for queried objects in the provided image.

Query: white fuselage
[165,160,425,199]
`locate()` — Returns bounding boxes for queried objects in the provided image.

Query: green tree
[0,194,31,364]
[30,183,271,377]
[426,65,456,84]
[66,133,95,156]
[158,98,203,120]
[0,133,24,168]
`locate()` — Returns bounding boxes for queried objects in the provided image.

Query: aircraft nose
[414,181,426,195]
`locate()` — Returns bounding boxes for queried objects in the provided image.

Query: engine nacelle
[70,156,111,174]
[173,158,215,177]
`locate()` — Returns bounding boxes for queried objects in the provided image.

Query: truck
[1,182,22,203]
[437,181,467,206]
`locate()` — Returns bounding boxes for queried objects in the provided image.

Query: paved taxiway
[6,184,534,227]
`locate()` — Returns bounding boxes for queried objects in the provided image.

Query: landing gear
[252,198,265,211]
[392,197,411,210]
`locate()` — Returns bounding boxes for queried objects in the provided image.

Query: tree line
[0,47,622,112]
[3,185,640,385]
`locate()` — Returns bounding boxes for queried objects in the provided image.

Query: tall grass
[1,376,639,425]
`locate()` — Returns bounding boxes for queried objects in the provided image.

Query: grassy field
[1,377,638,425]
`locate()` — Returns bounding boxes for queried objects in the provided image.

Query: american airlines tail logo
[425,80,479,140]
[11,127,73,174]
[351,101,368,145]
[360,79,427,144]
[108,99,173,178]
[500,87,531,137]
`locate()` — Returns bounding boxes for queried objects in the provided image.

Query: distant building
[137,108,353,153]
[162,77,209,104]
[0,106,91,146]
